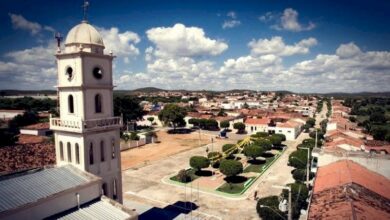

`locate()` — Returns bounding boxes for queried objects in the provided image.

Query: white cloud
[222,20,241,29]
[9,13,55,35]
[146,23,228,58]
[222,11,241,29]
[248,36,317,57]
[227,11,237,19]
[336,42,362,58]
[97,27,140,58]
[260,8,315,32]
[285,43,390,92]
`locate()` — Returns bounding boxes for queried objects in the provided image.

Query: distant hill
[131,87,167,93]
[0,90,56,96]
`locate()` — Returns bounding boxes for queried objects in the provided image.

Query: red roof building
[308,160,390,219]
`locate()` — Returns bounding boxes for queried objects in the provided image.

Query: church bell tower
[50,20,123,203]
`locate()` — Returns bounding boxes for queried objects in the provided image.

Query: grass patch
[170,168,200,183]
[217,177,254,194]
[244,157,275,173]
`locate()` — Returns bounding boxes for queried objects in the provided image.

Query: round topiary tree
[243,145,264,162]
[189,156,210,172]
[222,144,236,153]
[219,159,243,188]
[220,120,230,129]
[233,122,246,134]
[256,138,273,151]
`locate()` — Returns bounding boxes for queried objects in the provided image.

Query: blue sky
[0,0,389,92]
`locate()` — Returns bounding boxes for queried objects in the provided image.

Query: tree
[189,156,210,172]
[269,134,284,146]
[306,118,316,128]
[349,116,357,123]
[243,102,249,109]
[114,95,144,123]
[222,144,236,153]
[217,108,226,116]
[129,132,140,140]
[0,129,19,147]
[369,112,386,124]
[288,149,308,169]
[158,104,187,130]
[371,126,387,141]
[256,196,286,220]
[309,130,324,141]
[8,111,39,129]
[281,183,309,219]
[219,159,243,187]
[147,117,154,125]
[188,118,200,127]
[255,138,273,151]
[251,132,269,138]
[233,122,246,134]
[177,169,190,183]
[243,145,264,161]
[220,120,230,129]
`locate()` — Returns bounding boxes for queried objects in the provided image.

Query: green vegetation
[243,157,275,173]
[233,122,246,134]
[282,183,309,219]
[158,104,187,129]
[188,118,219,130]
[0,97,56,112]
[220,120,230,129]
[217,177,254,194]
[344,97,390,141]
[256,196,286,220]
[243,145,265,161]
[189,156,210,172]
[114,95,145,123]
[170,169,200,183]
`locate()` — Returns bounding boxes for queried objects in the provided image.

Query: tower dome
[64,21,105,53]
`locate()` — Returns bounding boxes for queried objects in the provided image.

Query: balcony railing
[50,117,122,133]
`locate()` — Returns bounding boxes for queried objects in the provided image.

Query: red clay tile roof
[21,122,50,130]
[245,117,271,125]
[313,160,390,199]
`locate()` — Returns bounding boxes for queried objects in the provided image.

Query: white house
[244,117,271,134]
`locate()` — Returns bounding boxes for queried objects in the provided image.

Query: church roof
[65,21,104,47]
[0,165,97,213]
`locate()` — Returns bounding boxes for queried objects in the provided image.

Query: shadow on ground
[139,201,198,220]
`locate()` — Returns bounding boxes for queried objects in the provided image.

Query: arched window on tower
[89,143,94,165]
[59,141,64,161]
[100,140,105,162]
[67,142,72,162]
[102,183,107,196]
[95,94,102,113]
[111,138,115,159]
[75,143,80,164]
[113,179,118,200]
[68,95,74,113]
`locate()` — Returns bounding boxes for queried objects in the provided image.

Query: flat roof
[0,165,97,213]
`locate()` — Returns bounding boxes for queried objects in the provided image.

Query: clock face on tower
[93,67,103,79]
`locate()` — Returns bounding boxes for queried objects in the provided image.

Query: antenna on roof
[82,0,90,22]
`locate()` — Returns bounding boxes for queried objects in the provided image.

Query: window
[68,95,74,113]
[59,141,64,161]
[95,94,102,113]
[113,179,117,200]
[111,138,115,159]
[67,142,72,162]
[102,183,107,196]
[89,143,94,165]
[75,143,80,164]
[100,140,105,162]
[93,67,103,79]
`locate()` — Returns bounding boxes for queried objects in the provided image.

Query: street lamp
[272,185,292,220]
[297,147,310,188]
[259,205,286,220]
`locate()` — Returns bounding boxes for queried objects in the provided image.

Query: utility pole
[272,185,292,220]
